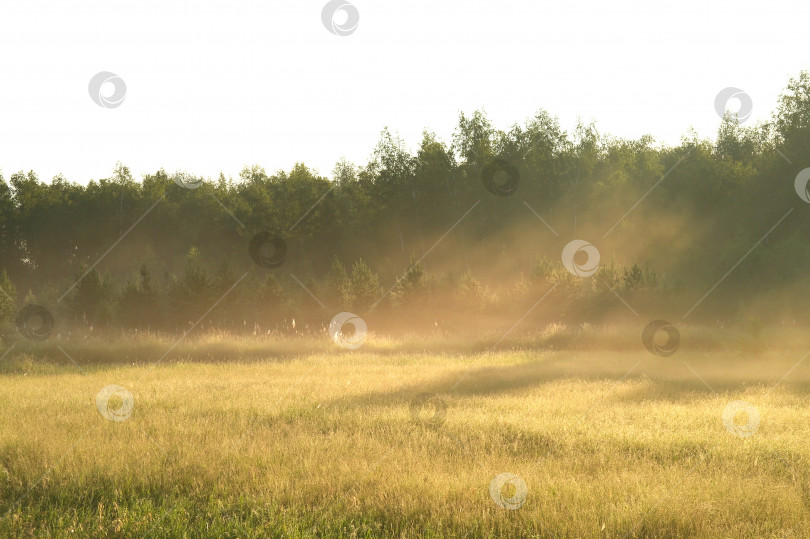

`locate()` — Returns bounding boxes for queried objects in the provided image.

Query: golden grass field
[1,325,810,537]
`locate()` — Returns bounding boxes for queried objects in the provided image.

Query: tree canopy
[3,73,810,337]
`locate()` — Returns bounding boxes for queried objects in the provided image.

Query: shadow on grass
[4,329,810,406]
[316,353,810,412]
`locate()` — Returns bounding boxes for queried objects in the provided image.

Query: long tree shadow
[318,353,810,411]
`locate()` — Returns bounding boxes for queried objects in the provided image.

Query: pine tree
[118,264,159,329]
[327,255,352,309]
[69,267,114,326]
[0,269,15,320]
[350,258,381,312]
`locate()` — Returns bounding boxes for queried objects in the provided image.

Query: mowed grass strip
[1,337,809,537]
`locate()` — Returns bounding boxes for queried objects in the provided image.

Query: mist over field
[3,25,810,536]
[3,72,810,341]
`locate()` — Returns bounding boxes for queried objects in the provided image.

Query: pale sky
[0,0,807,184]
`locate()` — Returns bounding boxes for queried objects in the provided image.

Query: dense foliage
[3,73,810,337]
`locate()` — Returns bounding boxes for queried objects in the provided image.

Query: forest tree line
[3,72,810,338]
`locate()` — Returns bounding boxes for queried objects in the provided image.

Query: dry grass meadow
[1,325,810,537]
